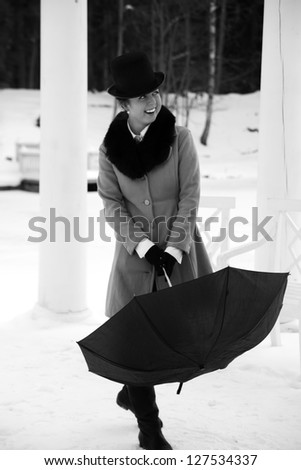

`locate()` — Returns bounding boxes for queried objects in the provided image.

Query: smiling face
[125,89,162,134]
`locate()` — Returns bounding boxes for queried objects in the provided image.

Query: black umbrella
[77,267,288,391]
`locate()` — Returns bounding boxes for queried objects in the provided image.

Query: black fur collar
[103,105,176,179]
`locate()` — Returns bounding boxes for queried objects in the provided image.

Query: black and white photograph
[0,0,301,464]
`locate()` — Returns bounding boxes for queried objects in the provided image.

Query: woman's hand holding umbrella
[145,245,177,279]
[144,245,165,275]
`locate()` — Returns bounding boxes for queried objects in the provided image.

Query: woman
[97,52,212,450]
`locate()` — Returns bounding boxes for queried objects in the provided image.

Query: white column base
[30,303,94,325]
[270,320,282,346]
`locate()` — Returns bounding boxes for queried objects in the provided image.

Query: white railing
[199,195,236,270]
[16,142,99,183]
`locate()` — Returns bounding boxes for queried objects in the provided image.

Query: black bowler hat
[107,52,165,99]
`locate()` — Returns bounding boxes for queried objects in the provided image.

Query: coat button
[144,199,150,206]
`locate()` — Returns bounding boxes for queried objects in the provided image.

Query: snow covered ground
[0,90,301,451]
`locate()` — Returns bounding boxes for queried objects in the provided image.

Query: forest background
[0,0,264,95]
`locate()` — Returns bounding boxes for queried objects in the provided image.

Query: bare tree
[182,8,191,126]
[112,0,124,118]
[201,0,217,145]
[216,0,227,93]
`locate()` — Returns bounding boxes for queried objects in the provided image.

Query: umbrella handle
[162,267,172,287]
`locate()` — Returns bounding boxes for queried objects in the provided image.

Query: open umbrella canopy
[78,267,288,388]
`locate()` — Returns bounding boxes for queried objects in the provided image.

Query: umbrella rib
[79,343,198,383]
[79,343,152,372]
[224,276,289,350]
[202,266,230,364]
[134,297,203,369]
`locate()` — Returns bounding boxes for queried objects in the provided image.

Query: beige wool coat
[98,110,212,318]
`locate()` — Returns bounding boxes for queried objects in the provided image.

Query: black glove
[162,252,177,278]
[145,245,165,276]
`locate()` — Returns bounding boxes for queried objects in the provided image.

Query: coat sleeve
[166,128,200,254]
[97,143,148,255]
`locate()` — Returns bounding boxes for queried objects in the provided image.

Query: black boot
[127,385,172,450]
[138,429,172,450]
[116,385,135,413]
[117,385,163,428]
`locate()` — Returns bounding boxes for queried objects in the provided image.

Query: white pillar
[256,0,301,346]
[37,0,89,316]
[256,0,301,271]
